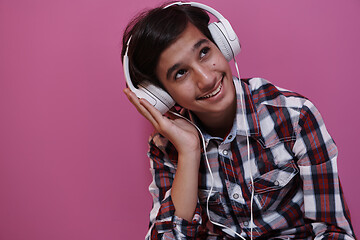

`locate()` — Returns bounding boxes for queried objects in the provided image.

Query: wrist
[175,137,201,154]
[178,144,201,157]
[177,148,201,169]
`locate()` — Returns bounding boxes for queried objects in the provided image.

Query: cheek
[168,84,195,105]
[212,52,230,70]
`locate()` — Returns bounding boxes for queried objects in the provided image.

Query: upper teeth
[201,82,222,99]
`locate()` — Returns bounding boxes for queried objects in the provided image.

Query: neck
[196,97,237,139]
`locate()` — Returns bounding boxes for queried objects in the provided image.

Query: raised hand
[123,88,200,155]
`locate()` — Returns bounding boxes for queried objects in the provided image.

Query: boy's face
[156,23,236,119]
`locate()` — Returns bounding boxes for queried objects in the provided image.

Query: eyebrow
[166,38,210,80]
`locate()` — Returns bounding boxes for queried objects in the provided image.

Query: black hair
[121,2,213,88]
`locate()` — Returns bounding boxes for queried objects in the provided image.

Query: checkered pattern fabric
[145,77,355,239]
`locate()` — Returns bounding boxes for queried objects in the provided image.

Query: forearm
[311,221,356,240]
[146,142,203,239]
[171,149,201,222]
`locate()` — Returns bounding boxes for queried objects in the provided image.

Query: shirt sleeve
[292,100,356,239]
[145,134,202,240]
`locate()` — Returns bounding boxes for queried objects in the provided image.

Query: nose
[193,63,216,91]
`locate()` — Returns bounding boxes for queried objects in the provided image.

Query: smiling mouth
[198,79,223,100]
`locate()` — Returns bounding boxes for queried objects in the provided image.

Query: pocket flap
[253,160,298,194]
[198,189,221,204]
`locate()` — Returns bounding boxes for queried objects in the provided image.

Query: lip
[197,76,224,100]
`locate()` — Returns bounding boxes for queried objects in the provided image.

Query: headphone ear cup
[138,81,175,115]
[123,52,174,114]
[208,22,240,62]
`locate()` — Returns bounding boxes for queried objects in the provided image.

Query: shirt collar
[233,77,261,137]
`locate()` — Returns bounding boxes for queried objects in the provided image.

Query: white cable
[234,59,254,240]
[169,110,246,239]
[168,60,254,240]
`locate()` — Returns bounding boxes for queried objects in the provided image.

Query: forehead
[165,23,207,49]
[156,23,210,75]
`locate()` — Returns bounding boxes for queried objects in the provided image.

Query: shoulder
[243,78,324,146]
[149,131,171,152]
[148,131,178,167]
[244,77,309,109]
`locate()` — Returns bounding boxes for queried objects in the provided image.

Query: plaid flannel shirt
[145,77,355,239]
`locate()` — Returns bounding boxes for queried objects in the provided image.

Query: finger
[138,98,167,127]
[139,98,164,120]
[123,88,145,113]
[139,98,178,135]
[123,89,160,128]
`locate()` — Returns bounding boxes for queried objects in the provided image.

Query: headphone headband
[164,2,238,41]
[164,2,225,20]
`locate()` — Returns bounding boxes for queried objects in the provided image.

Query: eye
[174,69,187,80]
[200,47,210,58]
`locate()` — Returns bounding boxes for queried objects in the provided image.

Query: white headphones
[123,1,241,114]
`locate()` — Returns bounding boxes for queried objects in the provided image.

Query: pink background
[0,0,359,239]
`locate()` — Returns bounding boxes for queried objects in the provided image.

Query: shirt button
[223,150,228,155]
[233,193,239,199]
[243,221,249,227]
[274,180,279,186]
[228,135,232,140]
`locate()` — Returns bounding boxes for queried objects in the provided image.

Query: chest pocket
[252,160,299,211]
